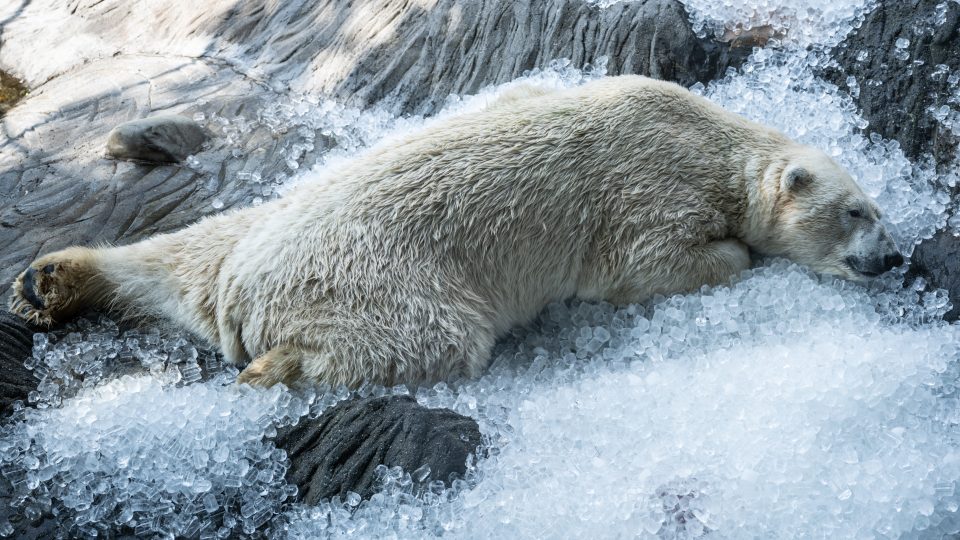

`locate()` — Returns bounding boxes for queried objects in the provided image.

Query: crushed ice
[4,1,960,538]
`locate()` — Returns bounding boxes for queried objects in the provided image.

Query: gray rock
[827,0,960,320]
[323,0,751,115]
[827,0,960,165]
[275,395,483,503]
[2,0,750,115]
[0,311,36,418]
[0,315,52,540]
[907,230,960,321]
[105,115,209,163]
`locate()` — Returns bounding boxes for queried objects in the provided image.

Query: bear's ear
[781,167,813,192]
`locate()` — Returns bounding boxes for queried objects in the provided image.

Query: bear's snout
[845,250,904,277]
[883,252,904,272]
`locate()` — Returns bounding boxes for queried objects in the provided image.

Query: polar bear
[9,76,902,388]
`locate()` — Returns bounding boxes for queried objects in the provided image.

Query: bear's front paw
[9,250,94,327]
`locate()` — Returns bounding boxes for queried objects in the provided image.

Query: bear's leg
[236,311,496,389]
[9,246,107,327]
[660,238,751,292]
[10,233,211,332]
[236,345,305,388]
[611,238,752,303]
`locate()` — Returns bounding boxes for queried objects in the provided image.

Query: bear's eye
[848,209,863,219]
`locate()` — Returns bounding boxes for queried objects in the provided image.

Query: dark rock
[827,0,960,164]
[0,486,61,540]
[105,115,209,163]
[320,0,753,115]
[828,1,960,319]
[0,311,38,417]
[276,395,483,504]
[0,314,49,539]
[907,229,960,321]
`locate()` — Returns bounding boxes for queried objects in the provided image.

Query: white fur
[13,76,894,387]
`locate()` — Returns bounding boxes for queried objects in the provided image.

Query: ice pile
[0,373,315,538]
[184,97,403,203]
[23,317,223,409]
[682,0,875,47]
[271,263,960,539]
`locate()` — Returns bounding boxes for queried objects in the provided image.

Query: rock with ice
[910,230,960,321]
[276,395,482,504]
[827,0,960,318]
[105,115,209,164]
[0,372,314,538]
[22,317,225,409]
[681,0,875,47]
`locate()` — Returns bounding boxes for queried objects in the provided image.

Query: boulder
[827,0,960,165]
[276,395,483,503]
[105,115,209,163]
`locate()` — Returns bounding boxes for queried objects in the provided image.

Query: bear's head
[746,145,903,281]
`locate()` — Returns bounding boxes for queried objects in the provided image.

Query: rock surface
[0,0,749,300]
[0,0,748,114]
[907,230,960,321]
[106,115,209,163]
[828,0,960,321]
[827,0,960,165]
[0,312,36,417]
[276,395,483,503]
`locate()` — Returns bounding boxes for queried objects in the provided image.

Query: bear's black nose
[883,252,904,271]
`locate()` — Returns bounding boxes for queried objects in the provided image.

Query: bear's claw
[9,260,78,328]
[20,267,46,310]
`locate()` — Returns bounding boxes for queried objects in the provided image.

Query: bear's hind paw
[9,252,93,327]
[237,346,304,388]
